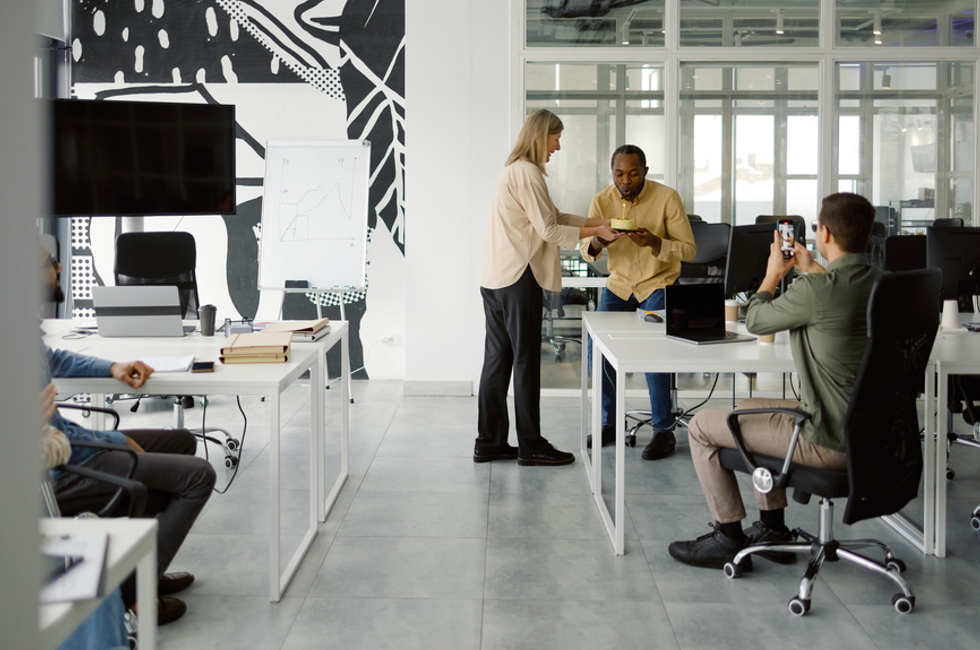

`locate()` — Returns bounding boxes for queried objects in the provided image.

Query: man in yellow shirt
[582,145,696,459]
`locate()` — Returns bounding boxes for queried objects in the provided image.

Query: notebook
[665,283,756,345]
[92,285,189,337]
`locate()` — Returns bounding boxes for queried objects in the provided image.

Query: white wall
[0,3,44,647]
[405,0,512,393]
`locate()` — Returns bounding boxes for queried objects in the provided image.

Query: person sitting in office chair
[581,144,697,460]
[40,247,216,627]
[668,192,882,569]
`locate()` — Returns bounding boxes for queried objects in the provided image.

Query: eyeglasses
[811,222,819,233]
[42,254,58,270]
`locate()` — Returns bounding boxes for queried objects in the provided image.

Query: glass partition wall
[520,0,978,392]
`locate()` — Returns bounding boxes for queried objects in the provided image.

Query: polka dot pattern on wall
[70,256,96,301]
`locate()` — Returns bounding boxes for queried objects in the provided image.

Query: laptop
[92,285,191,337]
[665,283,756,345]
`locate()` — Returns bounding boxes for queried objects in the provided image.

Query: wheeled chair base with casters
[723,497,915,616]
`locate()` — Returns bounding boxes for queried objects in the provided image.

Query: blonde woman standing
[475,109,622,466]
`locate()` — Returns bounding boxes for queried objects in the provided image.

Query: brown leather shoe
[641,431,676,460]
[158,571,195,596]
[158,596,188,626]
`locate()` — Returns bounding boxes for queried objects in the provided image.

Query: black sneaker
[473,443,519,463]
[668,523,753,570]
[586,424,616,449]
[641,431,676,460]
[744,520,799,564]
[518,441,575,466]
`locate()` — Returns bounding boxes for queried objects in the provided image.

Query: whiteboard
[258,140,370,290]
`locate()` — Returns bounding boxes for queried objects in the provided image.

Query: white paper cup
[942,299,961,330]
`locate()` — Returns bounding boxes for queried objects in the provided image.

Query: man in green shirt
[668,193,883,570]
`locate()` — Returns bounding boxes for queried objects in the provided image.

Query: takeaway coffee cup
[198,304,217,336]
[758,332,776,344]
[725,300,739,325]
[942,299,961,331]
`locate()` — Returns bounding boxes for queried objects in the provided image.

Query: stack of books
[262,317,331,342]
[219,331,292,364]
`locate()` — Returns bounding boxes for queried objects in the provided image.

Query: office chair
[623,222,731,446]
[541,271,588,363]
[45,404,147,519]
[883,235,926,273]
[114,232,240,468]
[933,217,964,227]
[718,268,940,616]
[755,215,803,225]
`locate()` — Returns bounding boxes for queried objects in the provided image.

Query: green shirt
[745,254,885,452]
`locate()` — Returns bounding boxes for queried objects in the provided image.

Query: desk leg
[269,392,282,602]
[311,354,323,526]
[137,538,157,650]
[581,322,595,493]
[592,343,604,511]
[614,366,626,555]
[935,366,946,557]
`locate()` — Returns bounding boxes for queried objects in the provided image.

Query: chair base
[723,498,915,616]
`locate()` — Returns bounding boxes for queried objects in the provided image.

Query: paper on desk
[138,355,195,372]
[39,532,108,603]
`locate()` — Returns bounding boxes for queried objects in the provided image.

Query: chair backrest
[933,217,964,227]
[678,221,731,284]
[114,232,200,319]
[882,235,926,273]
[842,268,940,524]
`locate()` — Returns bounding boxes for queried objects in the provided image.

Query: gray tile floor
[95,379,980,650]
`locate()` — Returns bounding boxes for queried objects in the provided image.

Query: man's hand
[627,227,663,255]
[124,435,145,454]
[39,382,57,428]
[791,241,825,274]
[110,361,154,389]
[758,230,797,295]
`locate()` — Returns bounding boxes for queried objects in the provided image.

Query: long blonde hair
[506,109,563,173]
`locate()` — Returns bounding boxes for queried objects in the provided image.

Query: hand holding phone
[777,219,795,260]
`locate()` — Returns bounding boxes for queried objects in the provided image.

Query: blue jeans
[588,288,673,431]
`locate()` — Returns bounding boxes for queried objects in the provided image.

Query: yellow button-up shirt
[481,160,587,292]
[581,180,696,302]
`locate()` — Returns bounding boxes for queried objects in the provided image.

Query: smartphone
[777,219,795,260]
[191,361,215,373]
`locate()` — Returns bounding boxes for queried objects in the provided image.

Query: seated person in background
[668,193,881,569]
[40,247,216,626]
[581,144,696,459]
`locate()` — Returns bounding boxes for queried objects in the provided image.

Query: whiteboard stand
[278,288,355,404]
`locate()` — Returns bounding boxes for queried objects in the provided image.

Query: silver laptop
[665,283,756,345]
[92,285,189,337]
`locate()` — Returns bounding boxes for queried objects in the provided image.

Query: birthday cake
[611,218,635,231]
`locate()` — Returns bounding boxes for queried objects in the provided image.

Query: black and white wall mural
[69,0,406,379]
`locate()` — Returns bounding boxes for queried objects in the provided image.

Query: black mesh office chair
[883,235,927,273]
[114,232,240,468]
[933,217,964,227]
[718,268,940,616]
[45,404,147,519]
[623,222,732,445]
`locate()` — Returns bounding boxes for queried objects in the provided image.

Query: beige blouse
[480,160,587,292]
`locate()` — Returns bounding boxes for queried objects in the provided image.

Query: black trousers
[53,428,216,606]
[477,266,545,453]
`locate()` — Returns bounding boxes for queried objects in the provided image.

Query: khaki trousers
[687,398,847,523]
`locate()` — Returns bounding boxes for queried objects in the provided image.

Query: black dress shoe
[744,521,799,564]
[157,595,188,626]
[158,571,195,596]
[641,431,676,460]
[518,441,575,466]
[586,424,616,449]
[668,523,753,570]
[473,443,519,463]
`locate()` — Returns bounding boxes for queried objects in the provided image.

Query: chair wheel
[892,593,914,614]
[224,438,240,452]
[787,597,810,616]
[723,561,743,578]
[974,421,980,443]
[224,455,238,469]
[947,468,956,480]
[626,434,636,448]
[886,558,907,573]
[970,515,980,531]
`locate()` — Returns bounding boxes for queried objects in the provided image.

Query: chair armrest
[55,464,148,517]
[726,407,812,493]
[56,403,121,430]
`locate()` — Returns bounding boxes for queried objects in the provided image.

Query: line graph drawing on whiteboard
[275,155,359,243]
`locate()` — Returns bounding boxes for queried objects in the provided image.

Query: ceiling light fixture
[873,12,882,36]
[776,11,784,35]
[881,72,891,89]
[734,31,742,46]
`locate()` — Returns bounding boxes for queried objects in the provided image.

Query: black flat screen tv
[50,99,236,216]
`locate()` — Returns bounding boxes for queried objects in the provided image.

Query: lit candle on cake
[612,202,634,231]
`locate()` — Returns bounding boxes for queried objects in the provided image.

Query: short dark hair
[610,144,646,169]
[818,192,875,254]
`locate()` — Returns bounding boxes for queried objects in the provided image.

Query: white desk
[580,312,938,557]
[39,517,158,650]
[44,321,350,601]
[930,329,980,557]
